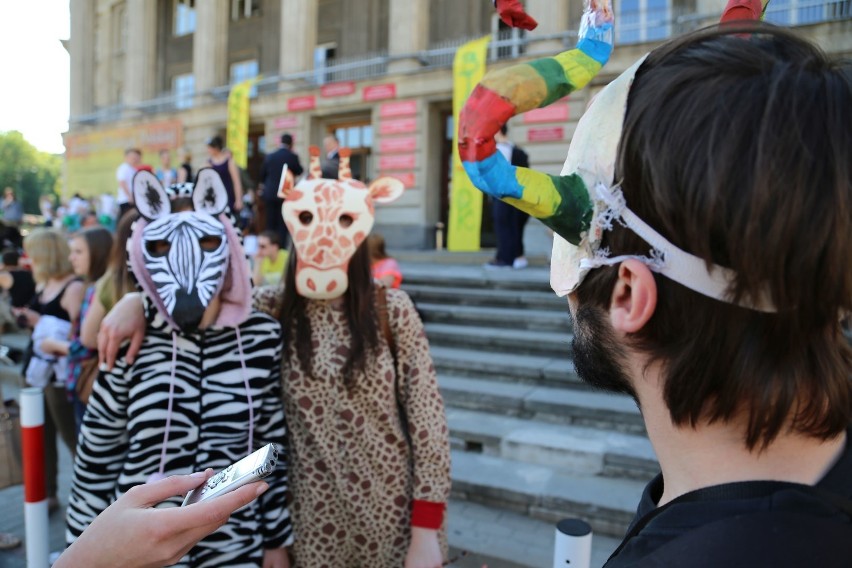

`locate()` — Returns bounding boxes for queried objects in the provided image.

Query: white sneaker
[512,256,528,269]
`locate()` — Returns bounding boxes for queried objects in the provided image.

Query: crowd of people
[2,1,851,565]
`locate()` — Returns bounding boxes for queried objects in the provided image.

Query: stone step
[451,450,646,538]
[400,263,553,293]
[420,302,571,333]
[425,323,572,358]
[447,408,657,481]
[447,500,621,568]
[438,375,645,435]
[392,249,551,268]
[431,345,577,387]
[405,283,565,311]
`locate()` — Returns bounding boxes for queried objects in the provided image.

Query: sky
[0,1,70,155]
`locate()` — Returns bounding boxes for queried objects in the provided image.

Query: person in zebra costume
[67,169,292,568]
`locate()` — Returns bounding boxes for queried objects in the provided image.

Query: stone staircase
[399,257,658,567]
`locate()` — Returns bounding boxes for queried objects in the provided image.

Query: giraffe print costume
[280,287,450,567]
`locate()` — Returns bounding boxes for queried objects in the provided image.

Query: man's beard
[571,303,637,401]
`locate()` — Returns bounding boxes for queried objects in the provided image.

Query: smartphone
[182,443,279,507]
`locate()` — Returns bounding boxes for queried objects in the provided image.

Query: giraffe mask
[279,146,405,300]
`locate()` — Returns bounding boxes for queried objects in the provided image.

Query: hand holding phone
[182,444,279,507]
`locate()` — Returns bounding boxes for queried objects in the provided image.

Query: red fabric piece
[496,0,539,30]
[22,425,47,503]
[458,86,516,162]
[411,500,445,529]
[720,0,763,22]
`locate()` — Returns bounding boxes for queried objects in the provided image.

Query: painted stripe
[462,152,524,200]
[22,425,47,503]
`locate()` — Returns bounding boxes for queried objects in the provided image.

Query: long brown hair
[74,226,113,283]
[108,210,140,300]
[577,24,852,450]
[279,241,381,386]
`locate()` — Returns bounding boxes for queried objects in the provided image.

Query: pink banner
[379,117,417,135]
[320,81,356,97]
[287,96,316,112]
[523,103,570,124]
[363,83,397,102]
[273,116,299,129]
[378,154,416,171]
[527,126,565,143]
[379,100,418,118]
[378,136,417,154]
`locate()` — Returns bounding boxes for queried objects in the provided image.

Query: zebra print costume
[67,170,292,566]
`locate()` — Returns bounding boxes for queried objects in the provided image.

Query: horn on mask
[308,145,322,179]
[457,0,615,246]
[338,148,352,180]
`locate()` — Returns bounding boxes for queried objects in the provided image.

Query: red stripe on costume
[411,500,446,529]
[458,86,517,162]
[22,425,47,503]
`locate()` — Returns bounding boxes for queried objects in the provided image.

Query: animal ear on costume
[192,167,229,215]
[277,164,296,199]
[367,177,405,204]
[133,170,171,221]
[307,145,322,179]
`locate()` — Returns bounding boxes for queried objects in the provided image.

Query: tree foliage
[0,131,62,215]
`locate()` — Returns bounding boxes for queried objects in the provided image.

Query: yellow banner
[448,35,490,252]
[64,120,183,199]
[226,77,260,169]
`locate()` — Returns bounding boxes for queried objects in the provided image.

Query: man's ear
[609,258,657,334]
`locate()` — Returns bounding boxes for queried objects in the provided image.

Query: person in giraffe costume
[275,146,452,567]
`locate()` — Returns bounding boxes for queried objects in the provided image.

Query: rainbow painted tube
[457,0,614,245]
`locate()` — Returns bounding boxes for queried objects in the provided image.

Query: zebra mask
[128,169,252,331]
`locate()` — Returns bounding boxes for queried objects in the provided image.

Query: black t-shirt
[606,426,852,567]
[8,269,35,308]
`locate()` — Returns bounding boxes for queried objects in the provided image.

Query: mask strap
[580,183,776,313]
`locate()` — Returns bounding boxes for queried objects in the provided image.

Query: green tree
[0,131,62,216]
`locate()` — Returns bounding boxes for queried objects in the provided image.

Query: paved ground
[0,375,73,568]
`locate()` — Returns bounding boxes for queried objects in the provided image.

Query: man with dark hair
[459,18,852,568]
[260,133,304,247]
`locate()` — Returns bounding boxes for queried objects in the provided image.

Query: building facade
[66,0,852,248]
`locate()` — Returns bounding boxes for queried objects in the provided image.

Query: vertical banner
[448,36,490,252]
[226,77,260,169]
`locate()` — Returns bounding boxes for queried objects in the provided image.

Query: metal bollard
[553,518,592,568]
[21,387,49,568]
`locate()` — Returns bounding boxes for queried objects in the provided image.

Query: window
[230,60,259,97]
[764,0,847,25]
[332,123,374,181]
[231,0,260,20]
[313,43,338,85]
[173,73,195,109]
[174,0,196,36]
[617,0,671,44]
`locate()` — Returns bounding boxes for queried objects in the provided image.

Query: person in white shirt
[116,148,141,220]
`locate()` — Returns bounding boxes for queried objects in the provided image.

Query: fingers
[176,481,268,533]
[126,327,144,365]
[123,472,211,508]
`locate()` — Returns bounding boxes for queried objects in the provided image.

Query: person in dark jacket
[259,133,304,247]
[485,124,531,269]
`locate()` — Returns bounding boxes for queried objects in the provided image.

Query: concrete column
[69,0,95,119]
[194,0,230,94]
[279,0,318,78]
[123,0,157,107]
[387,0,429,73]
[93,7,111,108]
[526,0,571,55]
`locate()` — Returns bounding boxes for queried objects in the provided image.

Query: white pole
[553,518,592,568]
[20,387,50,568]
